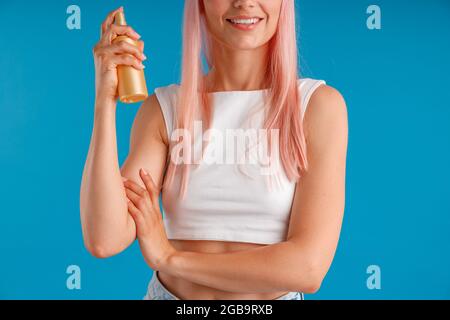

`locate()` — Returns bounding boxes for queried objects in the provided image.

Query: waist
[158,239,290,300]
[170,238,265,252]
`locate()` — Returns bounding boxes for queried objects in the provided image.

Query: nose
[233,0,256,9]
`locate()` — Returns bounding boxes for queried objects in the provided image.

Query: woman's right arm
[80,7,168,258]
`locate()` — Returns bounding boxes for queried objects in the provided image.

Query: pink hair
[163,0,307,199]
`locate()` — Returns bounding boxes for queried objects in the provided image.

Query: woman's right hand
[93,6,147,105]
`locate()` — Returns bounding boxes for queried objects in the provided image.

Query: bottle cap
[114,11,127,26]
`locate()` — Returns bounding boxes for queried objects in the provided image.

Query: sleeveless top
[154,78,326,244]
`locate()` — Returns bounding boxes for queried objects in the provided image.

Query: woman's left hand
[122,168,176,271]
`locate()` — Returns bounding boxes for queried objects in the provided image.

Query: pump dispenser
[112,10,148,103]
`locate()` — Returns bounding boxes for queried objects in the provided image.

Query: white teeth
[229,18,260,25]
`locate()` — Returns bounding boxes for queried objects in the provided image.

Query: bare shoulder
[131,93,169,146]
[303,84,348,143]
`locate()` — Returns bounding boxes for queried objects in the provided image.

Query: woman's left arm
[126,85,348,294]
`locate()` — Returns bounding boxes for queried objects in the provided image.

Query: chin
[226,39,263,51]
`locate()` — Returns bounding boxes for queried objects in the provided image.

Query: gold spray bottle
[112,10,148,103]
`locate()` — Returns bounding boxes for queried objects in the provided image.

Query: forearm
[163,240,319,294]
[80,100,135,255]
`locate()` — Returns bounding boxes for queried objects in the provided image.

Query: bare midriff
[156,239,290,300]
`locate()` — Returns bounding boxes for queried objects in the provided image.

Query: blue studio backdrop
[1,0,449,299]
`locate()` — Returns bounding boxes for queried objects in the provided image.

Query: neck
[205,42,270,92]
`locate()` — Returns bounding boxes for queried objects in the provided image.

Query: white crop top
[154,78,326,244]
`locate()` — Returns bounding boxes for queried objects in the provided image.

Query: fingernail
[141,168,148,175]
[142,54,147,60]
[121,177,128,182]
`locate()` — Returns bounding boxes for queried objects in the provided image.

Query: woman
[80,0,348,300]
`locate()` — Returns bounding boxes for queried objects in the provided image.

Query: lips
[225,16,264,31]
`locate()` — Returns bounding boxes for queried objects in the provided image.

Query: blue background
[1,0,449,299]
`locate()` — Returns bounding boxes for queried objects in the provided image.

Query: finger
[109,41,146,61]
[101,6,123,38]
[139,168,159,204]
[103,24,141,45]
[111,24,141,39]
[136,41,147,61]
[109,54,145,70]
[125,188,151,214]
[136,40,145,53]
[124,184,146,203]
[127,200,144,224]
[123,178,146,196]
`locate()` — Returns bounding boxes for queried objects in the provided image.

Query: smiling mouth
[226,17,264,26]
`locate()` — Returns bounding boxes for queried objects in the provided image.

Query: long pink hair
[163,0,307,199]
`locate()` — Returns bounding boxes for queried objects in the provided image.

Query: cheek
[264,0,283,13]
[203,0,228,20]
[203,1,228,32]
[261,2,282,37]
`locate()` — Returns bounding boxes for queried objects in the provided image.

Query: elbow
[84,240,123,259]
[284,241,331,294]
[301,275,323,294]
[292,258,326,294]
[87,245,114,259]
[80,210,130,259]
[85,242,113,259]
